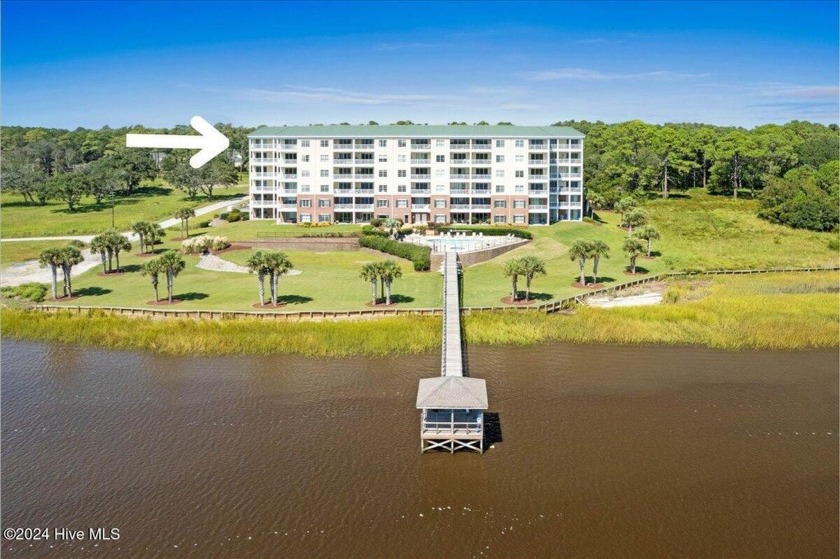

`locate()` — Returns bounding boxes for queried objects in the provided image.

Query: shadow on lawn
[522,292,552,301]
[573,276,617,285]
[176,292,209,301]
[74,286,112,297]
[277,294,313,305]
[388,294,415,304]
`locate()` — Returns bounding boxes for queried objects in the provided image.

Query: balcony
[449,144,471,150]
[333,159,353,164]
[451,204,471,210]
[354,159,375,165]
[451,159,470,165]
[471,174,491,179]
[471,204,491,210]
[354,173,374,179]
[354,144,374,150]
[450,189,469,195]
[333,144,354,150]
[251,158,277,164]
[528,143,548,150]
[411,173,431,179]
[283,174,298,179]
[528,160,548,166]
[471,159,492,166]
[411,188,431,194]
[412,205,431,211]
[529,205,549,210]
[281,189,298,195]
[281,204,298,210]
[251,172,275,178]
[410,159,431,165]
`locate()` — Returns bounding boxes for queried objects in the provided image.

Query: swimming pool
[404,233,520,253]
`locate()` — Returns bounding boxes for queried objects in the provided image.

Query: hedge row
[359,234,431,271]
[437,226,532,239]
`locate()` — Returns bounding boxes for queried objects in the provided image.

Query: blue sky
[2,1,837,129]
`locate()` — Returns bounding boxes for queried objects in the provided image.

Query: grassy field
[40,240,442,311]
[0,182,247,238]
[0,240,81,266]
[4,272,837,355]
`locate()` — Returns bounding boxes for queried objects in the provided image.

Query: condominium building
[248,125,584,226]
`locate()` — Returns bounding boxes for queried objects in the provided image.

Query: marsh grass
[4,272,837,355]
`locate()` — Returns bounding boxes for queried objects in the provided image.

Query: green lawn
[48,241,442,311]
[202,220,365,239]
[0,181,247,238]
[0,241,81,266]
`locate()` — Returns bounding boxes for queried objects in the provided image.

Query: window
[398,140,407,147]
[515,170,524,178]
[436,184,446,193]
[571,139,580,146]
[397,185,407,193]
[318,199,331,207]
[319,214,331,223]
[515,185,525,193]
[321,140,329,147]
[397,155,407,163]
[302,155,310,162]
[300,214,311,223]
[398,170,407,178]
[379,170,388,177]
[377,199,389,208]
[494,215,506,223]
[494,200,507,208]
[320,185,329,193]
[379,139,387,147]
[436,169,445,177]
[436,139,445,147]
[495,170,505,177]
[396,199,408,208]
[434,199,446,208]
[515,140,524,148]
[496,139,505,148]
[495,184,504,193]
[301,185,311,192]
[301,140,310,147]
[320,154,329,162]
[320,170,329,177]
[301,170,310,177]
[378,154,387,162]
[436,155,445,162]
[435,214,446,223]
[378,184,388,193]
[300,199,312,207]
[571,181,580,189]
[495,155,504,163]
[515,155,524,163]
[513,200,525,208]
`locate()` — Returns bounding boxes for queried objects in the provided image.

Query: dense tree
[58,246,84,297]
[132,222,152,254]
[2,150,49,205]
[503,259,523,301]
[623,237,645,274]
[47,171,86,211]
[589,240,610,285]
[106,149,157,194]
[175,207,196,238]
[758,163,839,232]
[623,207,649,234]
[140,258,166,302]
[158,251,186,303]
[518,256,546,301]
[568,240,593,285]
[246,250,271,306]
[38,248,64,300]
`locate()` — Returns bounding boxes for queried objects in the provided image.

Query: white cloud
[224,86,451,106]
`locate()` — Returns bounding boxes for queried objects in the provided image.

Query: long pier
[416,252,489,453]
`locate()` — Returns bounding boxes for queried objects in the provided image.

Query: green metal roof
[249,124,584,139]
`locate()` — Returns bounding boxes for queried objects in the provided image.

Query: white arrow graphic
[126,116,230,169]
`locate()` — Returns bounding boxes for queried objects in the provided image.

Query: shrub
[198,220,212,228]
[219,212,229,220]
[361,225,389,238]
[317,221,332,227]
[1,282,48,303]
[227,209,242,223]
[438,226,532,239]
[240,214,249,221]
[400,227,414,236]
[370,218,383,228]
[68,239,86,249]
[359,235,431,271]
[662,286,685,304]
[181,236,230,254]
[414,225,428,234]
[828,238,839,252]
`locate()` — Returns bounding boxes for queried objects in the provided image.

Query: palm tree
[518,256,546,301]
[105,230,132,272]
[623,207,649,234]
[59,246,84,297]
[636,225,661,257]
[378,260,403,305]
[131,221,151,253]
[503,259,523,301]
[383,217,402,238]
[175,207,196,238]
[38,247,64,299]
[263,251,292,306]
[587,191,606,219]
[90,233,111,273]
[158,250,186,303]
[589,240,610,285]
[146,223,166,253]
[140,258,166,302]
[614,196,637,225]
[359,262,380,305]
[623,237,645,274]
[568,239,593,285]
[245,250,270,306]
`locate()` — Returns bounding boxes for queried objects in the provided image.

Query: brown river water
[1,340,837,558]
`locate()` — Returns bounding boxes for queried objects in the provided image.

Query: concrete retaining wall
[431,239,530,269]
[237,237,360,251]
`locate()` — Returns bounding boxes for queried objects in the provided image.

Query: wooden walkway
[440,252,463,378]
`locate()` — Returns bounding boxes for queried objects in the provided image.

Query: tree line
[553,119,839,232]
[1,123,254,211]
